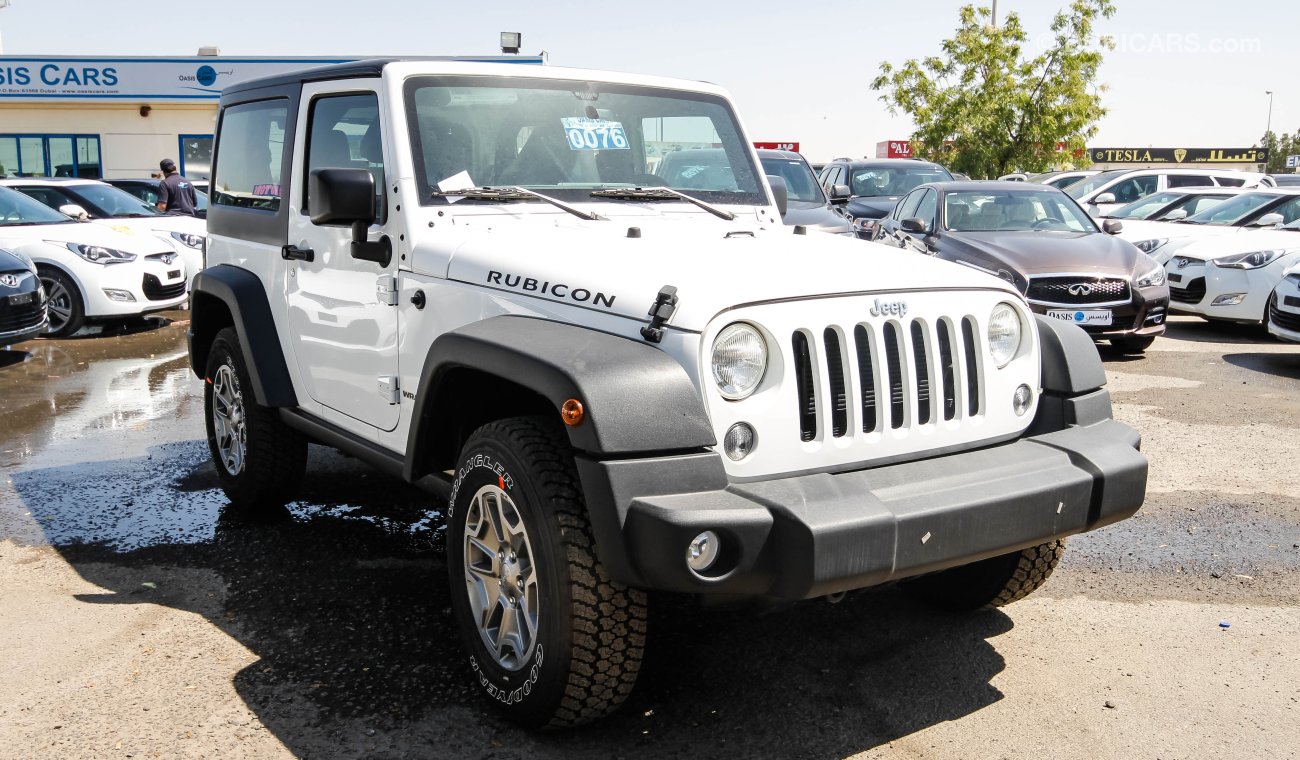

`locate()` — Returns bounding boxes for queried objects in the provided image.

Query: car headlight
[1136,262,1166,288]
[987,302,1022,368]
[711,322,768,399]
[167,231,205,249]
[58,241,137,265]
[1211,249,1286,270]
[1134,238,1168,254]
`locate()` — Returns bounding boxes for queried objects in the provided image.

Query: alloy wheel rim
[210,363,247,476]
[40,276,72,333]
[463,484,540,670]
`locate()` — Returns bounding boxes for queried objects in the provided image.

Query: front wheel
[38,267,85,338]
[447,417,647,728]
[902,539,1066,612]
[1110,335,1155,353]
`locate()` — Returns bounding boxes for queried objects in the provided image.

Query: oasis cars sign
[0,56,544,101]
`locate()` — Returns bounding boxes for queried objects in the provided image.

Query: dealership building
[0,53,541,180]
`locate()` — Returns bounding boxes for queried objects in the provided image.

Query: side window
[895,189,924,221]
[820,165,841,190]
[913,188,938,227]
[1271,196,1300,225]
[16,187,76,212]
[213,100,289,211]
[1186,196,1227,215]
[1109,175,1157,203]
[305,93,385,222]
[1215,176,1245,187]
[1168,174,1212,188]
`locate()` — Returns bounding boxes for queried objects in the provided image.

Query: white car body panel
[1267,263,1300,342]
[1165,231,1300,322]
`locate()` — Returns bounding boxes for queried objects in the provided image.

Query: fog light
[1012,384,1033,417]
[686,531,720,574]
[1211,293,1246,306]
[102,288,136,302]
[723,422,756,461]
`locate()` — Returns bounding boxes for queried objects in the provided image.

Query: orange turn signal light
[561,398,585,427]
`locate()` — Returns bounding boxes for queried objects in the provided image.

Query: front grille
[142,274,186,301]
[790,315,982,439]
[1170,277,1206,304]
[1271,301,1300,332]
[0,298,44,333]
[1027,276,1131,305]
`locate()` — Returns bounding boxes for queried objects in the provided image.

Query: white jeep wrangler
[189,59,1147,728]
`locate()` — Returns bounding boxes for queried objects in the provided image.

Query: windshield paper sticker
[561,117,629,151]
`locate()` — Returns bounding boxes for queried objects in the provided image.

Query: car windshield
[1065,169,1129,199]
[1183,192,1282,225]
[944,190,1097,233]
[0,186,76,225]
[67,184,161,217]
[405,76,764,206]
[1107,191,1184,219]
[758,156,825,204]
[849,165,951,197]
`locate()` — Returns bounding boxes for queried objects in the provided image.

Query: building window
[179,134,214,179]
[0,134,102,178]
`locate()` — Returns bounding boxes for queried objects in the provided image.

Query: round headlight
[987,302,1022,368]
[711,322,767,399]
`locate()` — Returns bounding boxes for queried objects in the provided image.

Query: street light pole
[1265,90,1274,140]
[0,0,11,56]
[992,0,998,26]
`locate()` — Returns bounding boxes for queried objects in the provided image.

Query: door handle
[282,245,315,262]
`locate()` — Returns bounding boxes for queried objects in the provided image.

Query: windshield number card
[562,117,630,151]
[1048,309,1113,326]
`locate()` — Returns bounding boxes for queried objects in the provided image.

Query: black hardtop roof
[222,58,393,96]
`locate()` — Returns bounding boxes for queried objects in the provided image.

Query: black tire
[38,267,85,338]
[203,327,307,509]
[902,539,1066,612]
[1110,335,1155,353]
[446,417,647,728]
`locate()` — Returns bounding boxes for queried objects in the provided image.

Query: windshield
[67,184,161,217]
[0,186,76,225]
[1183,192,1281,225]
[849,165,951,197]
[759,156,825,204]
[405,76,764,206]
[1107,191,1184,220]
[944,190,1097,233]
[1065,169,1129,199]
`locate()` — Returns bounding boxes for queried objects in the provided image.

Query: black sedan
[817,158,953,235]
[757,149,853,235]
[873,181,1170,353]
[0,246,48,346]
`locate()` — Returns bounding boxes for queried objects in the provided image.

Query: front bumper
[82,259,188,318]
[579,403,1145,600]
[1268,281,1300,342]
[1170,262,1273,323]
[1027,291,1168,340]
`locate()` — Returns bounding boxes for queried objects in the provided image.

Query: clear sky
[0,0,1290,162]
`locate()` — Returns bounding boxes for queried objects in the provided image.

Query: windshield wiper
[427,185,603,221]
[590,187,736,221]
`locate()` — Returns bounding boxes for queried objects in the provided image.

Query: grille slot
[142,274,186,301]
[853,325,878,433]
[910,321,931,425]
[1169,277,1206,304]
[823,328,848,438]
[1027,276,1131,305]
[961,317,980,416]
[883,322,905,429]
[0,299,44,333]
[1271,300,1300,331]
[792,331,817,442]
[937,319,957,421]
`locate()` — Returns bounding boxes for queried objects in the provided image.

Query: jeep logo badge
[1067,283,1093,296]
[869,298,908,318]
[0,274,18,288]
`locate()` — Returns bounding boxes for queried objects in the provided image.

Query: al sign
[0,55,544,101]
[754,142,800,152]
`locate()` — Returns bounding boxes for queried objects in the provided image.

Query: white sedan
[1164,224,1300,323]
[1121,189,1300,264]
[0,187,187,337]
[1269,262,1300,342]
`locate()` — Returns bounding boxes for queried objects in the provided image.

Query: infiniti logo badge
[1067,283,1093,297]
[0,274,19,288]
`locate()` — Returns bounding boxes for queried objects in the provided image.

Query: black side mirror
[766,175,788,218]
[1102,219,1123,235]
[309,168,390,266]
[829,184,851,203]
[901,217,929,234]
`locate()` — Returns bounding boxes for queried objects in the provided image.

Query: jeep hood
[434,216,1016,331]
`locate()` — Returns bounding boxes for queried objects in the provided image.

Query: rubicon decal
[487,270,617,309]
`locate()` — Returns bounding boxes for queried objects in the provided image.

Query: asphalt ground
[0,314,1297,759]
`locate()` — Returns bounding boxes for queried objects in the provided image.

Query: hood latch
[640,285,679,344]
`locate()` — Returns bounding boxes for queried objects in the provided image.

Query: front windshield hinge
[639,285,679,344]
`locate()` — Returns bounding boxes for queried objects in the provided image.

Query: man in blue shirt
[157,159,198,216]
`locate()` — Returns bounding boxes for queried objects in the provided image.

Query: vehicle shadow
[1160,318,1270,345]
[1222,352,1300,380]
[0,348,32,369]
[12,446,1014,759]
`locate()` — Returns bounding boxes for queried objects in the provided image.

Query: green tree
[1260,130,1300,174]
[872,1,1115,179]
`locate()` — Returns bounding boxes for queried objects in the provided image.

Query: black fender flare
[404,315,715,481]
[1029,315,1112,433]
[187,265,297,408]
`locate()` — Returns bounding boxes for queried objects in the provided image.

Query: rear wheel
[38,267,84,338]
[447,417,647,728]
[1110,335,1155,353]
[902,540,1066,612]
[203,327,307,509]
